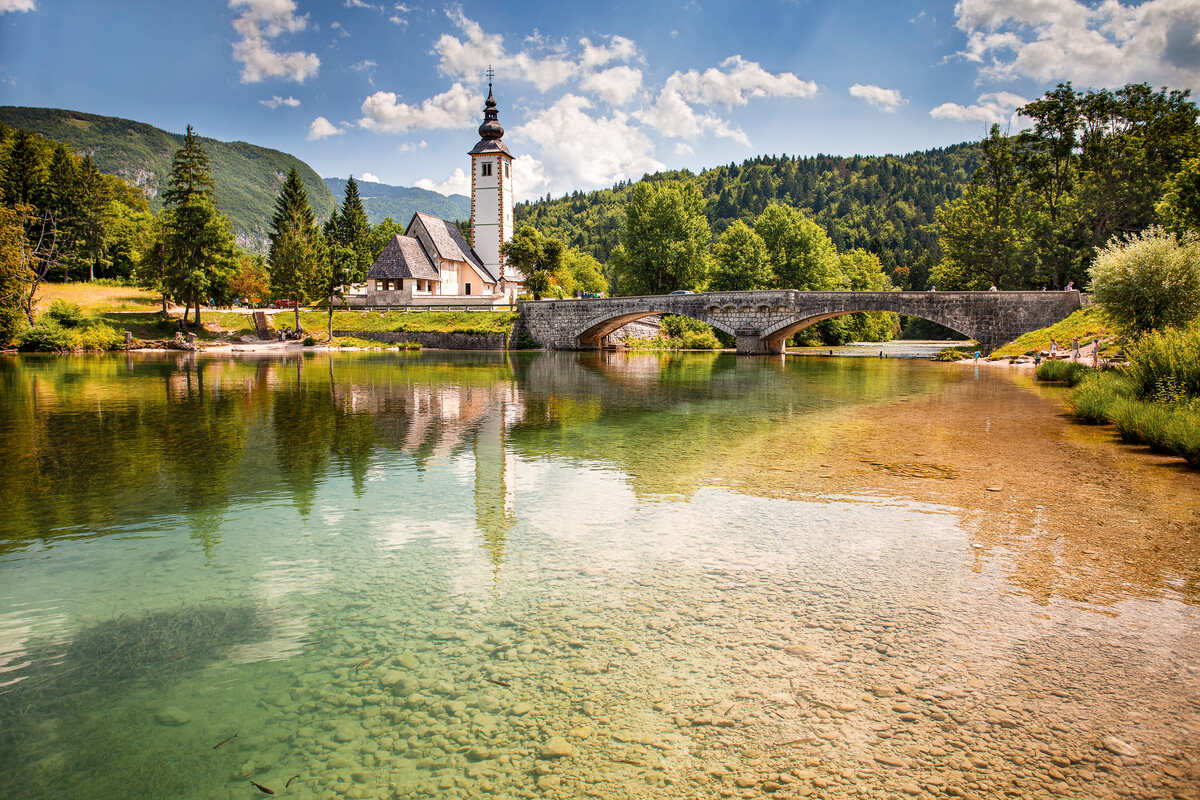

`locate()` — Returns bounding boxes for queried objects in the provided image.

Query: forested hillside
[515,143,982,290]
[324,178,468,226]
[0,107,334,250]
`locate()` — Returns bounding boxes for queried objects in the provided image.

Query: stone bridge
[518,290,1083,354]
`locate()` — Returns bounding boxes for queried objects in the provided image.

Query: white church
[365,81,523,305]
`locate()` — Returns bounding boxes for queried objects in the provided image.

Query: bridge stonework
[517,290,1082,355]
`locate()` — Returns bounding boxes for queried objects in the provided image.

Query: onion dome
[477,87,504,140]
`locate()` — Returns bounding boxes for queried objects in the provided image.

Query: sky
[1,0,1198,202]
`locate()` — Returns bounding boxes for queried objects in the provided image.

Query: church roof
[367,234,439,281]
[468,138,512,156]
[410,212,497,284]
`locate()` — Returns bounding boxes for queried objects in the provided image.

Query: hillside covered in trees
[0,107,335,251]
[515,143,982,290]
[325,178,469,226]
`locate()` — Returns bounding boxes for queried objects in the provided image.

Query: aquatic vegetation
[1035,359,1092,385]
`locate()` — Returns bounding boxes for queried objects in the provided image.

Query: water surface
[0,351,1197,800]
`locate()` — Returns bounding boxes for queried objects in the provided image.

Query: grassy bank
[1057,323,1200,467]
[34,282,161,314]
[990,307,1121,358]
[207,309,518,337]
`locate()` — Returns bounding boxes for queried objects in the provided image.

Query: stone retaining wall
[333,330,509,350]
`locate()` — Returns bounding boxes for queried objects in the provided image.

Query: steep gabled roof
[367,234,440,281]
[408,212,497,284]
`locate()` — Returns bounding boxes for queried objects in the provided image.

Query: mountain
[515,143,982,290]
[0,106,335,251]
[324,177,470,226]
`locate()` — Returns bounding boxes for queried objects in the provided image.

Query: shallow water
[0,351,1197,800]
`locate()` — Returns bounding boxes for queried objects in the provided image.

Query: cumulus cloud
[358,82,479,132]
[351,59,376,71]
[360,172,381,183]
[260,95,301,108]
[397,140,429,152]
[512,154,551,202]
[848,83,906,112]
[229,0,320,83]
[0,0,36,12]
[515,94,664,193]
[307,116,345,140]
[579,35,639,70]
[674,142,694,156]
[389,2,411,25]
[640,84,751,145]
[664,55,817,107]
[929,91,1029,125]
[952,0,1200,88]
[579,66,642,106]
[415,168,471,196]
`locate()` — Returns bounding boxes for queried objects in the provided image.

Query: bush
[1089,227,1200,334]
[17,319,76,351]
[934,346,975,361]
[1035,360,1091,386]
[302,336,316,346]
[46,300,85,328]
[75,322,124,351]
[1123,321,1200,401]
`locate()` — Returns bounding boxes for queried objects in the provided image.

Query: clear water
[0,351,1197,800]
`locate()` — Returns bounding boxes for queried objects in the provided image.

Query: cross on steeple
[485,65,495,88]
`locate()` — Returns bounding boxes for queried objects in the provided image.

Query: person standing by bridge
[1050,337,1058,359]
[1072,337,1081,361]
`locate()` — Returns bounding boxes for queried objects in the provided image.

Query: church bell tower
[468,69,518,297]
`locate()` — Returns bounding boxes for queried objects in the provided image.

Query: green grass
[322,335,421,350]
[35,282,161,314]
[1035,359,1092,385]
[208,309,518,336]
[934,346,977,362]
[1067,370,1200,466]
[990,306,1120,358]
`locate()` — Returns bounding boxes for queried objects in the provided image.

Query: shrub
[1123,321,1200,400]
[75,322,124,351]
[397,341,421,351]
[1035,360,1091,386]
[934,347,976,362]
[677,328,723,349]
[46,300,85,328]
[17,319,75,351]
[302,336,316,346]
[1089,227,1200,334]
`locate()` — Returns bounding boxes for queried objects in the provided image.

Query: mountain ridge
[322,177,469,226]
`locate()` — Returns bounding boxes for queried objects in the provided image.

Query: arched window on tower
[481,162,492,177]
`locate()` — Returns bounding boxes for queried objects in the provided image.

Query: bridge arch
[575,309,736,348]
[760,308,974,352]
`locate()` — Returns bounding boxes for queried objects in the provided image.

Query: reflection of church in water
[333,377,519,567]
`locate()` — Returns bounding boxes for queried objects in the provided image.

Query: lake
[1,351,1197,799]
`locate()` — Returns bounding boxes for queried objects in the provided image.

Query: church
[365,81,523,305]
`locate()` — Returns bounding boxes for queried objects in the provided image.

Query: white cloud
[351,59,377,71]
[415,168,471,196]
[360,172,381,183]
[389,2,411,25]
[515,94,664,193]
[397,140,429,152]
[307,116,345,140]
[0,0,35,12]
[579,66,642,106]
[848,83,906,112]
[929,91,1029,125]
[344,0,377,8]
[674,142,694,156]
[640,84,751,145]
[229,0,320,83]
[952,0,1200,88]
[579,35,638,70]
[358,82,479,132]
[665,55,817,108]
[260,95,301,108]
[512,154,551,202]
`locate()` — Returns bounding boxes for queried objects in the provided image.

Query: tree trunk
[327,296,334,341]
[194,293,202,326]
[161,292,168,316]
[294,306,301,333]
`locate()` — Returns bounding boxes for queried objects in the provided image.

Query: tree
[559,247,607,296]
[369,216,406,257]
[161,126,235,325]
[229,253,270,303]
[753,203,840,290]
[0,205,28,344]
[1158,156,1200,235]
[828,249,899,342]
[931,126,1032,290]
[613,181,710,295]
[315,240,351,339]
[1090,227,1200,334]
[501,226,563,300]
[268,167,322,331]
[710,220,772,291]
[327,176,373,282]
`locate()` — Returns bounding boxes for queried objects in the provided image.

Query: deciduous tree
[613,181,710,295]
[710,220,772,291]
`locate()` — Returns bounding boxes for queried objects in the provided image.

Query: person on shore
[988,284,998,292]
[1065,281,1074,291]
[929,284,936,292]
[1034,351,1042,368]
[1072,337,1080,361]
[973,349,981,362]
[1049,337,1058,359]
[1092,338,1100,368]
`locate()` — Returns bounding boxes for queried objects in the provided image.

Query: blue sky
[1,0,1198,200]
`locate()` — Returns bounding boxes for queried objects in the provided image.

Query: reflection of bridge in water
[519,290,1083,353]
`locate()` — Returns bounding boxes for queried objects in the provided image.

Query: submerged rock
[541,736,574,758]
[154,706,191,726]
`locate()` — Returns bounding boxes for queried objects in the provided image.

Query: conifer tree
[268,167,322,332]
[161,125,235,325]
[329,176,372,282]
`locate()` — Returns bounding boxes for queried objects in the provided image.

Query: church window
[504,162,509,178]
[465,282,472,295]
[481,162,492,177]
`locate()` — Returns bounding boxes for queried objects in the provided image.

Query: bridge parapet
[517,290,1082,355]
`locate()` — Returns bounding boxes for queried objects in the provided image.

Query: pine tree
[268,167,322,332]
[330,176,372,282]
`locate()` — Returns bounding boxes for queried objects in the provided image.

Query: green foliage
[1123,320,1200,400]
[268,165,324,329]
[1089,227,1200,334]
[627,315,723,350]
[989,306,1116,358]
[16,316,123,351]
[0,107,335,249]
[516,144,983,291]
[1157,156,1200,235]
[501,225,564,300]
[0,204,27,344]
[559,248,606,296]
[1068,371,1135,423]
[45,299,83,327]
[1035,359,1091,386]
[613,181,710,295]
[1109,397,1200,465]
[328,177,373,283]
[934,347,976,361]
[710,219,771,291]
[753,203,840,289]
[324,178,469,226]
